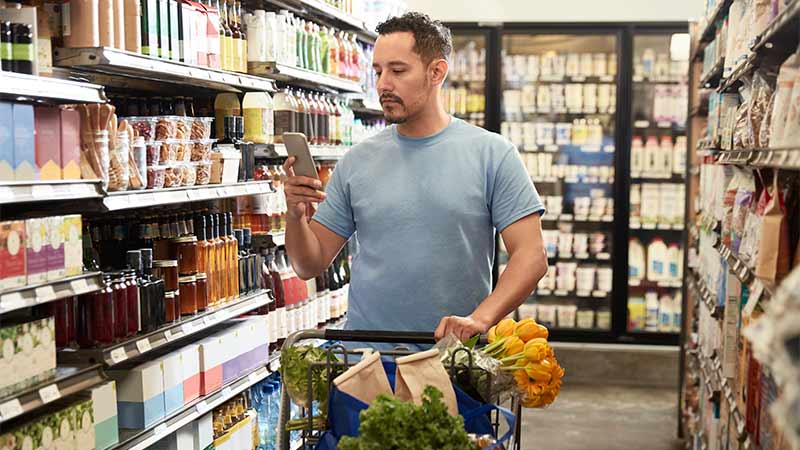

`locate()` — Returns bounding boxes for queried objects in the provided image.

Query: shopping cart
[276,329,523,450]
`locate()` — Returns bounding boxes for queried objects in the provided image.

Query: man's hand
[283,156,326,221]
[434,314,492,343]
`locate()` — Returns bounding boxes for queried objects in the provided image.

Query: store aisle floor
[520,384,683,450]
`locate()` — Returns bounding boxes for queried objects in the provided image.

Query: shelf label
[0,185,15,202]
[154,423,168,436]
[110,347,128,364]
[182,323,195,335]
[164,329,174,342]
[642,223,657,230]
[634,120,650,128]
[0,399,23,421]
[246,184,260,194]
[269,360,281,372]
[248,372,261,383]
[554,290,569,296]
[70,277,89,292]
[31,184,55,199]
[203,315,216,326]
[657,121,673,128]
[141,193,156,205]
[574,215,588,222]
[215,188,226,198]
[657,224,671,230]
[187,189,206,201]
[136,339,152,354]
[222,387,233,398]
[576,290,591,297]
[537,289,552,296]
[592,290,607,298]
[196,400,209,414]
[544,144,559,152]
[597,253,611,260]
[0,291,25,311]
[575,253,589,260]
[38,384,61,404]
[35,285,57,303]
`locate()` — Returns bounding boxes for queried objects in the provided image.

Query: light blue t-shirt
[313,117,544,335]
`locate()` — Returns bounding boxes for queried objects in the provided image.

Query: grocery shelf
[546,252,612,262]
[350,97,383,115]
[628,278,683,289]
[256,143,349,160]
[689,270,723,318]
[114,362,275,450]
[0,272,104,315]
[53,47,276,93]
[716,147,800,169]
[519,75,616,84]
[0,180,104,205]
[102,182,275,211]
[690,0,734,62]
[535,289,611,300]
[696,352,750,443]
[262,0,377,42]
[248,61,363,93]
[699,59,724,89]
[541,214,614,223]
[715,242,774,306]
[630,174,686,183]
[0,365,105,424]
[58,289,274,368]
[0,71,106,103]
[629,222,685,231]
[632,76,686,84]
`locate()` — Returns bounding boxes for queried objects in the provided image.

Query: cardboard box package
[25,217,48,284]
[0,220,26,290]
[0,317,55,395]
[0,102,13,181]
[63,215,83,276]
[13,103,37,181]
[88,381,120,450]
[46,215,65,281]
[180,344,200,403]
[60,109,82,180]
[162,351,184,415]
[34,106,62,180]
[194,412,213,450]
[150,421,195,450]
[109,360,166,429]
[198,335,223,395]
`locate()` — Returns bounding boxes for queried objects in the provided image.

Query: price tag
[0,185,16,203]
[136,339,152,354]
[35,285,57,303]
[544,144,559,152]
[182,323,195,335]
[196,400,209,414]
[602,215,614,222]
[574,215,588,222]
[554,290,568,296]
[592,290,607,298]
[575,253,589,260]
[110,347,128,364]
[743,280,764,316]
[634,120,650,128]
[576,290,590,297]
[187,189,205,201]
[222,387,232,398]
[141,193,156,206]
[269,360,281,372]
[246,184,260,194]
[597,253,611,260]
[603,145,615,153]
[0,291,25,311]
[31,184,55,199]
[164,329,174,342]
[643,223,656,230]
[203,315,215,326]
[657,224,671,230]
[215,188,226,198]
[0,399,23,420]
[154,423,168,436]
[248,372,261,383]
[38,384,61,403]
[70,277,89,293]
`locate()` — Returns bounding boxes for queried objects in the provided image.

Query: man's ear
[429,59,449,85]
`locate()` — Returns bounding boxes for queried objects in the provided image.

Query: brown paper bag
[395,349,458,416]
[333,352,393,405]
[755,171,792,284]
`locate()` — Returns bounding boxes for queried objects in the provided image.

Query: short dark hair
[375,12,453,62]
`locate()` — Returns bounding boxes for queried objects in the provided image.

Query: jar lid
[153,259,178,267]
[196,272,207,280]
[171,236,198,244]
[179,275,197,283]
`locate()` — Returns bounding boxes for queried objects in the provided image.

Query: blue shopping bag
[315,360,515,450]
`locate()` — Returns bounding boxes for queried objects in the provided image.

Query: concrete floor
[518,383,684,450]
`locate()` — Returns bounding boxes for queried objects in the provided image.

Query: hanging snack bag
[395,348,459,416]
[755,171,792,284]
[333,351,393,405]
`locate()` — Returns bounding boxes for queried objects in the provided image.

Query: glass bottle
[201,216,218,307]
[125,269,140,336]
[268,250,286,345]
[228,0,241,73]
[218,0,233,71]
[218,213,234,301]
[195,216,213,306]
[111,273,129,340]
[319,94,330,145]
[236,0,247,73]
[235,229,247,295]
[76,293,96,348]
[211,213,227,303]
[319,26,330,75]
[307,93,319,145]
[294,90,308,138]
[297,18,306,69]
[273,89,297,143]
[226,213,240,299]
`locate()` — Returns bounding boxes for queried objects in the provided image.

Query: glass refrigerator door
[500,33,618,333]
[627,32,690,336]
[443,33,487,128]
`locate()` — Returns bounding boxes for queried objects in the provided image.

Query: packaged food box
[108,360,166,429]
[13,103,37,181]
[60,108,82,180]
[161,351,184,415]
[0,220,26,290]
[0,317,56,394]
[0,102,13,181]
[63,215,83,277]
[25,218,48,284]
[46,215,65,281]
[34,106,62,180]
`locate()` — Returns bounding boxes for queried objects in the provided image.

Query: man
[283,12,547,342]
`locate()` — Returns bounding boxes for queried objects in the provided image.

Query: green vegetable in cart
[280,345,346,431]
[338,386,473,450]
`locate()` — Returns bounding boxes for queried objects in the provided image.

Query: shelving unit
[0,71,107,103]
[102,181,276,211]
[0,272,104,314]
[0,180,104,205]
[58,290,274,367]
[248,62,362,93]
[0,365,106,424]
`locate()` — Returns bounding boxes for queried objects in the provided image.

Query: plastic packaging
[195,161,212,185]
[175,117,192,140]
[126,116,157,140]
[146,165,166,189]
[182,163,197,186]
[164,164,181,188]
[155,116,179,140]
[175,140,192,162]
[191,139,216,161]
[130,136,147,190]
[160,140,179,163]
[191,117,214,140]
[146,141,161,166]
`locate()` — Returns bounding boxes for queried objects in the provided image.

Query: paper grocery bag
[333,352,393,405]
[755,171,792,284]
[395,349,458,416]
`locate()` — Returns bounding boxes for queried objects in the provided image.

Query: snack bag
[333,352,393,405]
[395,348,458,416]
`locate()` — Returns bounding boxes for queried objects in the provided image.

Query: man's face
[372,32,438,124]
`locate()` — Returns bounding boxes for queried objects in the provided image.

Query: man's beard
[381,93,408,124]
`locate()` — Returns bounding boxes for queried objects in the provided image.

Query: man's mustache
[380,95,404,105]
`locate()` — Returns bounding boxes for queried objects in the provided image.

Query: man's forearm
[470,247,548,327]
[285,214,325,280]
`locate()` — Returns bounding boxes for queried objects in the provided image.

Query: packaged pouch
[722,169,744,247]
[395,349,458,416]
[333,351,393,405]
[755,171,792,284]
[732,170,756,252]
[769,54,800,147]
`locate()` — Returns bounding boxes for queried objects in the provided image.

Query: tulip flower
[514,319,549,342]
[495,319,516,339]
[523,338,550,362]
[525,359,553,383]
[488,326,497,344]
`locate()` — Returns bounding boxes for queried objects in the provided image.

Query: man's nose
[377,74,393,94]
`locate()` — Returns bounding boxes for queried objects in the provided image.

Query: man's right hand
[283,156,327,222]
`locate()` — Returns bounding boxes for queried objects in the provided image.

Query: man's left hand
[434,315,491,342]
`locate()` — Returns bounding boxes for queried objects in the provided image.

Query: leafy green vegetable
[280,345,344,409]
[338,386,473,450]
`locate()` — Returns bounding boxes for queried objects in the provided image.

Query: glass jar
[76,294,97,348]
[130,136,147,190]
[179,275,198,316]
[165,290,178,323]
[196,272,209,312]
[153,260,179,291]
[170,236,198,275]
[109,131,130,191]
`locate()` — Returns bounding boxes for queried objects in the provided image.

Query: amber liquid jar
[179,275,198,316]
[196,217,215,308]
[211,214,227,304]
[171,236,199,275]
[225,213,240,300]
[153,260,179,291]
[196,272,209,311]
[165,290,178,323]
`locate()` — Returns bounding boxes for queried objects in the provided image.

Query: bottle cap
[126,250,143,272]
[141,248,153,269]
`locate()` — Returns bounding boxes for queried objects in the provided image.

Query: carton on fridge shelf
[220,324,243,384]
[0,220,26,290]
[108,359,166,429]
[25,218,48,284]
[185,1,207,67]
[141,0,159,58]
[157,0,170,60]
[197,335,223,395]
[168,0,180,62]
[178,1,195,65]
[0,102,14,181]
[13,103,37,181]
[89,380,120,450]
[63,215,83,277]
[162,351,184,415]
[73,398,96,450]
[227,317,269,380]
[150,421,195,450]
[46,215,65,281]
[34,106,62,180]
[180,343,200,403]
[60,108,82,180]
[0,317,56,395]
[194,412,213,450]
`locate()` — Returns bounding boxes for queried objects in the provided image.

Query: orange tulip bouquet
[437,318,565,408]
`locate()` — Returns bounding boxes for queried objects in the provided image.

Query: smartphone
[283,133,319,179]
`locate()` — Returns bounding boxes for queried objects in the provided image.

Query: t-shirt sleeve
[312,162,356,239]
[489,147,546,232]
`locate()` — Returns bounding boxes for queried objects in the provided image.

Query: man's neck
[396,104,451,139]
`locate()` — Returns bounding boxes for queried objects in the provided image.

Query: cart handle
[323,329,439,344]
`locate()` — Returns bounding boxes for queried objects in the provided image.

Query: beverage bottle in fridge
[265,11,277,62]
[349,33,360,81]
[328,27,339,77]
[292,89,306,138]
[228,0,242,72]
[218,0,234,71]
[305,92,318,144]
[214,93,242,139]
[243,91,274,144]
[337,30,348,79]
[273,89,297,144]
[305,21,315,71]
[331,97,342,145]
[318,94,331,145]
[314,23,324,73]
[645,291,659,331]
[275,11,287,64]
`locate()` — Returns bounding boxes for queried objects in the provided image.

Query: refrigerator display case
[443,29,489,128]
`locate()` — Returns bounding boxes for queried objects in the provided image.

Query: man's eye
[392,69,405,74]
